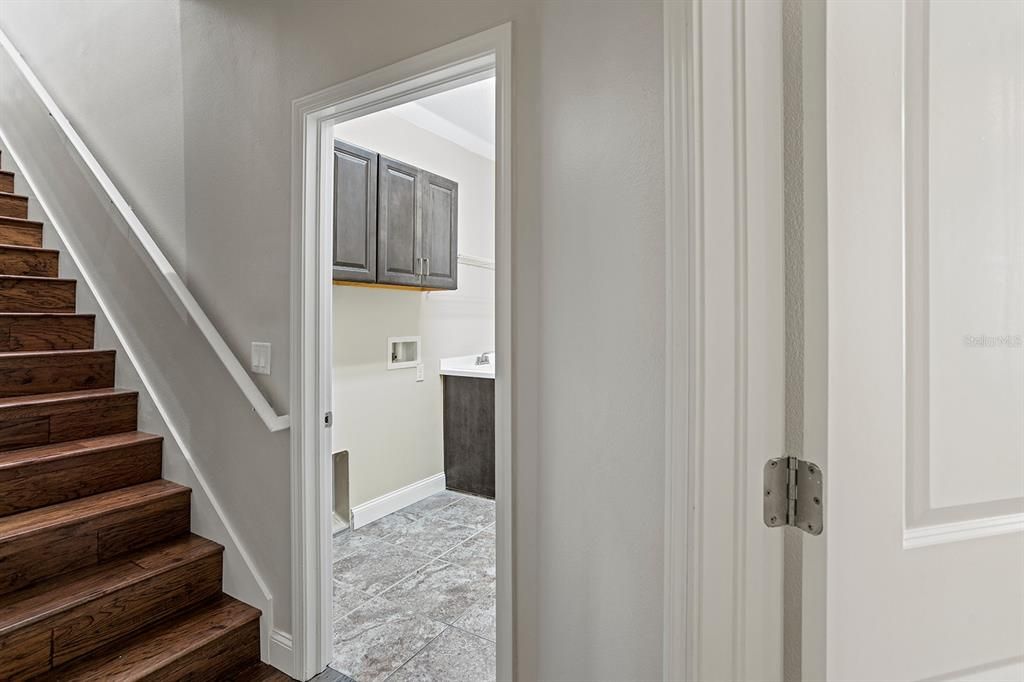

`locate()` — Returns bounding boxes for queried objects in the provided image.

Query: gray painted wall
[0,1,667,677]
[0,0,187,272]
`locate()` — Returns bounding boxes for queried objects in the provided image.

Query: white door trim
[289,24,513,681]
[664,1,786,679]
[663,1,695,679]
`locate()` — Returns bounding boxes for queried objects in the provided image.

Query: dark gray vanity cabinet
[332,141,377,282]
[333,142,458,290]
[443,375,495,499]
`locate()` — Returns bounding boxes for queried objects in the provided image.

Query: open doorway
[329,76,498,680]
[291,25,511,682]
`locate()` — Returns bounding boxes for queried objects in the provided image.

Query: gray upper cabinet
[420,171,458,290]
[377,155,423,287]
[332,141,377,282]
[333,142,458,290]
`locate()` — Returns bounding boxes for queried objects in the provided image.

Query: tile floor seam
[456,576,494,623]
[381,625,452,682]
[332,577,375,600]
[334,601,412,643]
[387,626,496,681]
[375,519,481,548]
[373,557,456,601]
[436,527,487,564]
[332,588,382,620]
[449,622,496,645]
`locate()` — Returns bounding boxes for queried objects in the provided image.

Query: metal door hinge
[763,457,823,535]
[324,411,333,427]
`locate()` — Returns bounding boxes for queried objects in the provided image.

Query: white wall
[332,110,495,509]
[0,2,666,677]
[0,0,187,272]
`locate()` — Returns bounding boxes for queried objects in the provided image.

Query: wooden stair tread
[0,430,163,516]
[0,348,112,359]
[0,533,220,633]
[0,274,76,313]
[0,431,161,470]
[0,534,223,678]
[0,244,57,256]
[0,348,111,358]
[0,386,133,410]
[0,244,59,278]
[0,273,75,284]
[48,594,263,681]
[0,478,186,540]
[0,348,115,397]
[0,242,58,278]
[0,312,93,318]
[0,313,95,352]
[0,192,29,220]
[0,216,43,229]
[0,385,137,454]
[0,216,43,248]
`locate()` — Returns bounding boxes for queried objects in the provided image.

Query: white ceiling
[390,77,495,160]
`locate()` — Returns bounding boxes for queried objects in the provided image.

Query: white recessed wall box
[387,336,421,370]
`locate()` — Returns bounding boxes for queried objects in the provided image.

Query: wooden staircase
[0,153,289,680]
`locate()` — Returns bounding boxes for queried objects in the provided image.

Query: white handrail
[0,28,290,432]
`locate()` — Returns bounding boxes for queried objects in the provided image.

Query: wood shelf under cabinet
[332,279,445,293]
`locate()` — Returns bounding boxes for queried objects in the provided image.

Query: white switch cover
[251,342,272,375]
[416,363,424,382]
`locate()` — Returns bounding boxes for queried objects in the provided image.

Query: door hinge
[763,457,823,535]
[324,411,333,427]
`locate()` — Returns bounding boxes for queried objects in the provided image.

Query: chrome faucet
[475,351,494,366]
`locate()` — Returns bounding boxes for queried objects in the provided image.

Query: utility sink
[439,353,495,380]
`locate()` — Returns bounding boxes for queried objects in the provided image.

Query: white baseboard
[350,472,446,529]
[268,629,294,674]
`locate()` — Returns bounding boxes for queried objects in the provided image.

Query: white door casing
[816,1,1024,680]
[290,26,513,681]
[664,0,787,679]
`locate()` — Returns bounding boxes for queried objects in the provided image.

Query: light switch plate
[416,363,424,382]
[251,342,272,375]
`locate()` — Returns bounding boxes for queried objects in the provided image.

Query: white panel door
[821,1,1024,680]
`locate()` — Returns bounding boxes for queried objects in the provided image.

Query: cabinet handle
[424,257,429,277]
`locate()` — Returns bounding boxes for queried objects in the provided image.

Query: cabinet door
[377,155,422,286]
[419,171,458,290]
[331,140,377,282]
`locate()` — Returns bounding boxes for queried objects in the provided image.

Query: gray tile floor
[331,490,496,682]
